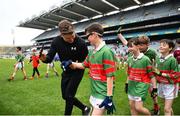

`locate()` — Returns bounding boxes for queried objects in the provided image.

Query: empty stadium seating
[31,0,180,51]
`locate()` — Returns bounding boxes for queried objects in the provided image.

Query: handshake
[61,60,73,71]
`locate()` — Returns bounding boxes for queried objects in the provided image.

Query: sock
[154,103,159,110]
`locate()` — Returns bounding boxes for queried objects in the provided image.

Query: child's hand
[152,59,161,76]
[99,96,116,114]
[39,44,44,57]
[152,67,162,76]
[61,60,72,71]
[39,54,46,62]
[125,83,128,94]
[151,88,158,98]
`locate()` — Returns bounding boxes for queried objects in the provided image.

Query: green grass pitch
[0,59,179,115]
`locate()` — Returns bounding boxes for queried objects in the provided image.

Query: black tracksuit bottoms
[32,67,40,77]
[61,70,86,115]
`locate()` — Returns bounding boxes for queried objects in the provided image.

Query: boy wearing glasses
[69,23,116,115]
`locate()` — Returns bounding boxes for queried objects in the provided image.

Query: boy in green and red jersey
[68,23,116,115]
[153,39,180,115]
[174,38,180,65]
[126,38,157,115]
[8,47,27,81]
[174,38,180,91]
[118,32,160,115]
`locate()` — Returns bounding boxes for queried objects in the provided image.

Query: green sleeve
[103,49,116,77]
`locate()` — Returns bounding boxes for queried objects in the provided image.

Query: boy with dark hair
[119,34,156,62]
[153,39,180,115]
[137,36,157,62]
[126,38,157,115]
[68,23,116,115]
[118,32,160,115]
[8,46,27,81]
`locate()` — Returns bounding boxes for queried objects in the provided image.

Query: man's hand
[61,60,72,71]
[39,44,46,62]
[39,54,46,62]
[151,88,158,98]
[39,44,44,57]
[125,83,128,94]
[99,96,116,114]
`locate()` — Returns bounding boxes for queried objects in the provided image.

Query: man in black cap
[40,20,91,115]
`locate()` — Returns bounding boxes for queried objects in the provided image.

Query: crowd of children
[8,47,59,81]
[117,30,179,115]
[7,22,180,115]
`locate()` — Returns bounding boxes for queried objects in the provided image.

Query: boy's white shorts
[89,95,105,109]
[128,94,142,102]
[158,83,179,99]
[15,62,24,69]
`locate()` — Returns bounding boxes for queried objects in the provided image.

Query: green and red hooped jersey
[127,53,154,100]
[155,54,180,84]
[127,53,154,83]
[83,45,116,82]
[144,48,157,62]
[83,44,116,99]
[128,48,157,62]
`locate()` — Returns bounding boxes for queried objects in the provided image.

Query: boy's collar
[133,53,144,61]
[144,48,149,54]
[159,54,173,62]
[93,41,105,52]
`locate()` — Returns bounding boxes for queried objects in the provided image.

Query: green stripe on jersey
[128,80,150,101]
[144,48,157,62]
[84,45,116,77]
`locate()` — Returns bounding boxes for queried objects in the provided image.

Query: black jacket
[43,35,88,72]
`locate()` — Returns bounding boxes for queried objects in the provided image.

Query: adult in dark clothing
[39,20,91,115]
